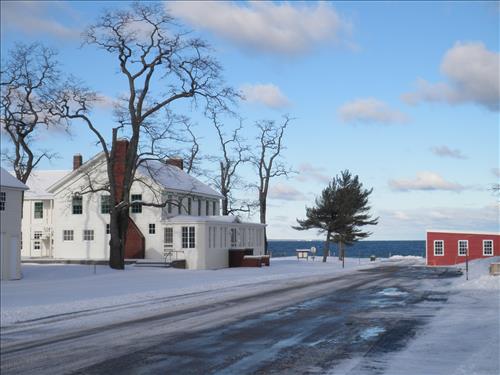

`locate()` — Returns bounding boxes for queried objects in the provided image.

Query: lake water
[268,240,426,259]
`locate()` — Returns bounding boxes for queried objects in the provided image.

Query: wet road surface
[1,263,461,374]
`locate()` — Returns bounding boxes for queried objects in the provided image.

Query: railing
[163,246,185,263]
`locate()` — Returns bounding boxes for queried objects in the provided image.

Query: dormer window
[131,194,142,213]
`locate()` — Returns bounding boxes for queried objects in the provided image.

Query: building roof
[164,215,265,226]
[0,168,29,190]
[137,160,222,199]
[24,170,71,199]
[427,229,500,236]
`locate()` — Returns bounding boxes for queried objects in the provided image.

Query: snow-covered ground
[1,256,389,326]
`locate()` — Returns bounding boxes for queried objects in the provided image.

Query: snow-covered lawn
[1,256,387,326]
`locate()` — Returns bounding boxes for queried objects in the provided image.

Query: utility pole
[465,244,469,281]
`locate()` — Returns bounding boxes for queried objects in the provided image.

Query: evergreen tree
[294,170,378,265]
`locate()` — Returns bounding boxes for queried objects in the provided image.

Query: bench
[296,249,310,260]
[242,255,263,267]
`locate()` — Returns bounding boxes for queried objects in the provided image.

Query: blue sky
[1,1,499,240]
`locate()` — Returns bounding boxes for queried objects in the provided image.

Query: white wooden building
[21,142,265,269]
[1,168,28,280]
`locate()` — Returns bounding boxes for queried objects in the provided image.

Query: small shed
[0,168,28,280]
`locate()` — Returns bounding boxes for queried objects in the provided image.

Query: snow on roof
[137,160,222,198]
[24,170,71,199]
[0,168,28,190]
[164,215,265,226]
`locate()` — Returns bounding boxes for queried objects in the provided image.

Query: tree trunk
[322,235,330,263]
[340,242,345,268]
[109,208,128,270]
[260,197,268,254]
[222,194,229,216]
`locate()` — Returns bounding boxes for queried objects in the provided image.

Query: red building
[426,230,500,266]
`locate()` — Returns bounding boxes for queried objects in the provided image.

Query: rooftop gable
[0,168,29,190]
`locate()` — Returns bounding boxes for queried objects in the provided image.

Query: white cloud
[268,183,306,201]
[389,171,465,192]
[430,145,467,159]
[167,1,351,55]
[240,83,290,109]
[1,1,81,39]
[338,98,409,124]
[296,163,330,183]
[402,42,500,111]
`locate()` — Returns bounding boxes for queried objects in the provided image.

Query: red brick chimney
[112,139,129,202]
[73,154,83,170]
[165,158,183,170]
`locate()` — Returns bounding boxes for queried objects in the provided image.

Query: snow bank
[450,256,500,290]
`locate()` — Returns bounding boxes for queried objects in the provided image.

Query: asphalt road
[0,262,461,375]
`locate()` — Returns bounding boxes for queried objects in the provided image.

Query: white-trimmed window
[106,224,110,235]
[164,227,173,248]
[149,224,156,234]
[182,226,195,248]
[83,230,94,241]
[33,231,43,239]
[198,198,201,216]
[0,191,5,211]
[130,194,142,213]
[206,200,210,216]
[101,195,111,214]
[34,241,41,250]
[72,196,83,215]
[212,201,216,216]
[34,201,43,219]
[434,240,444,256]
[230,228,237,248]
[483,240,494,256]
[63,230,74,241]
[458,240,468,256]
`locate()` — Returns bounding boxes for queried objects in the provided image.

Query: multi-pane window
[34,202,43,218]
[83,230,94,241]
[206,201,210,216]
[198,199,201,216]
[131,194,142,213]
[483,240,494,256]
[149,224,156,234]
[458,240,468,256]
[230,228,237,247]
[72,196,83,214]
[106,224,110,234]
[187,198,192,215]
[212,201,216,216]
[101,195,111,214]
[34,241,41,250]
[434,240,444,256]
[164,227,173,248]
[181,226,195,248]
[0,191,6,211]
[63,230,74,241]
[167,194,173,214]
[33,231,43,239]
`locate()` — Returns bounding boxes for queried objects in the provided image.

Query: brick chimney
[73,154,83,170]
[112,139,129,202]
[165,158,183,170]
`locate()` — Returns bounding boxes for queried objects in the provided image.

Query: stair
[134,260,171,268]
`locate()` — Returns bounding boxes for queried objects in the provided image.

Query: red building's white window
[434,240,444,256]
[483,240,493,256]
[458,240,468,256]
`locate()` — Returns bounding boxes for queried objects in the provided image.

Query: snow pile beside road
[388,255,424,261]
[451,256,500,290]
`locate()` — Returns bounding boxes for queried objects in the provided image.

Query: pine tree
[294,170,378,265]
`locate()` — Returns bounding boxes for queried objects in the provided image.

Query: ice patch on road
[359,326,386,340]
[377,288,409,297]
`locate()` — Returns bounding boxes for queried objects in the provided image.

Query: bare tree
[1,43,61,183]
[209,112,250,216]
[251,116,293,254]
[51,3,235,270]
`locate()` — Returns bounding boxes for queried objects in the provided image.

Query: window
[198,198,201,216]
[131,194,142,213]
[458,240,468,256]
[149,224,156,234]
[164,227,173,248]
[182,226,195,248]
[83,230,94,241]
[34,241,41,250]
[206,201,210,216]
[0,191,5,211]
[167,194,173,214]
[101,195,111,214]
[72,196,83,214]
[483,240,494,256]
[187,198,192,215]
[33,231,42,239]
[434,240,444,256]
[230,228,237,247]
[63,230,74,241]
[212,201,216,216]
[106,224,110,234]
[34,202,43,219]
